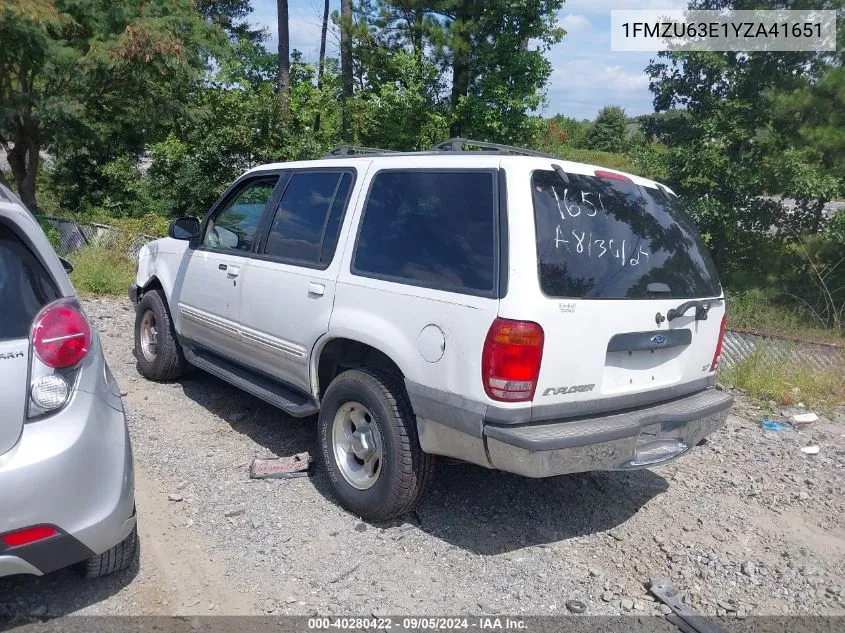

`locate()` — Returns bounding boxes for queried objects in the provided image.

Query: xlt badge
[542,384,595,396]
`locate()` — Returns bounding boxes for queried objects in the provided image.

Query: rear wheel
[134,289,185,380]
[78,525,138,578]
[318,369,433,521]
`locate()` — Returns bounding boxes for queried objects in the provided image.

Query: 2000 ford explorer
[130,139,734,521]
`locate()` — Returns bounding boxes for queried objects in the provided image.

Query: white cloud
[560,13,591,34]
[546,59,652,118]
[251,5,336,61]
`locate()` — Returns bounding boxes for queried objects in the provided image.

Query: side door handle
[226,265,240,278]
[308,282,325,297]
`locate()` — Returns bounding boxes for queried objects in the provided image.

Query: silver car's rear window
[0,223,60,341]
[532,170,721,299]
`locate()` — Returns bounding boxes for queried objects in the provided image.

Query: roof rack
[431,137,559,159]
[324,145,398,157]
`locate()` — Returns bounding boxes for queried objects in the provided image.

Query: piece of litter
[250,452,312,479]
[800,445,820,455]
[761,420,789,432]
[789,412,819,428]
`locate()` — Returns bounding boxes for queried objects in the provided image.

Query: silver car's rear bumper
[0,367,135,577]
[408,382,733,478]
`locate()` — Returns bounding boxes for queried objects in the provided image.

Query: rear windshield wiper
[552,164,570,186]
[667,300,709,321]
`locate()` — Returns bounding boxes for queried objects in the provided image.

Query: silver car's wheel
[332,401,383,490]
[139,309,158,362]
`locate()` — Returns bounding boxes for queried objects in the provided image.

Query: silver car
[0,185,136,578]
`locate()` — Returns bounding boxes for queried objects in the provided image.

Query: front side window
[352,170,498,295]
[532,170,721,299]
[264,171,353,265]
[204,176,278,252]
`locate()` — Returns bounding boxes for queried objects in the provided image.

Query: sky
[251,0,688,121]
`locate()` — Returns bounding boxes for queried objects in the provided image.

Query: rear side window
[352,170,498,296]
[0,224,60,341]
[264,171,353,266]
[532,170,721,299]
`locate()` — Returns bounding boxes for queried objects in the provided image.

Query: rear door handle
[226,266,240,278]
[308,282,325,296]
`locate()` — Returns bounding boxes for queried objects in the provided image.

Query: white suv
[130,139,733,521]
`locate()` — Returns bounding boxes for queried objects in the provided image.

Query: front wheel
[318,369,433,521]
[134,289,186,381]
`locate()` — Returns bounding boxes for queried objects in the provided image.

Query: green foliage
[645,0,845,327]
[585,106,628,153]
[550,115,591,149]
[1,0,225,210]
[35,216,62,251]
[68,247,137,296]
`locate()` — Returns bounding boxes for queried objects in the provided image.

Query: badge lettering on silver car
[542,384,595,396]
[0,350,24,360]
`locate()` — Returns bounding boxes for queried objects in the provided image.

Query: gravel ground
[2,296,844,623]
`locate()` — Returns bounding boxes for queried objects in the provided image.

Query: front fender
[134,238,188,304]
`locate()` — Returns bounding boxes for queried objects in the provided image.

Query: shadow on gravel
[416,464,668,554]
[176,370,668,556]
[0,544,139,621]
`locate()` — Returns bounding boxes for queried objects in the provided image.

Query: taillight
[31,300,91,368]
[1,525,59,547]
[482,318,544,402]
[711,313,727,371]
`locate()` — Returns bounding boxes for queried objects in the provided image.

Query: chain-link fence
[38,215,157,261]
[721,328,845,372]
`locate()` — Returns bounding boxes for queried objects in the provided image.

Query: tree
[340,0,354,140]
[445,0,566,144]
[0,0,218,210]
[196,0,262,42]
[586,106,627,153]
[277,0,290,116]
[645,0,845,298]
[314,0,331,132]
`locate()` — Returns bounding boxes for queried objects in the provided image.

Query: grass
[68,246,136,296]
[727,289,844,344]
[719,348,845,412]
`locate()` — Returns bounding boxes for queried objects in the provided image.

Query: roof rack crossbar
[324,145,398,157]
[431,137,559,160]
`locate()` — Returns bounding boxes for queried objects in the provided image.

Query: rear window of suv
[532,170,721,299]
[352,170,498,296]
[0,223,60,341]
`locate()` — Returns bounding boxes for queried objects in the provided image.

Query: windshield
[532,170,721,299]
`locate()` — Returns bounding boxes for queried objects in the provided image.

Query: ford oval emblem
[651,334,666,346]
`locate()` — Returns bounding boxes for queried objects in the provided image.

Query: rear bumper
[0,386,135,577]
[407,382,733,478]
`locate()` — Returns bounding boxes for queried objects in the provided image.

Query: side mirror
[59,256,73,274]
[168,217,201,240]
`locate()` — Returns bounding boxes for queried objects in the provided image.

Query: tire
[318,369,433,522]
[134,288,186,381]
[78,525,138,579]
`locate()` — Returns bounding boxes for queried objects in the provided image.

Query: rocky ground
[1,296,844,625]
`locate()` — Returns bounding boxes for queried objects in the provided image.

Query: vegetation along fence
[720,328,845,372]
[39,216,156,261]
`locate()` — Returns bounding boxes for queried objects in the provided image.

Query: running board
[184,347,319,418]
